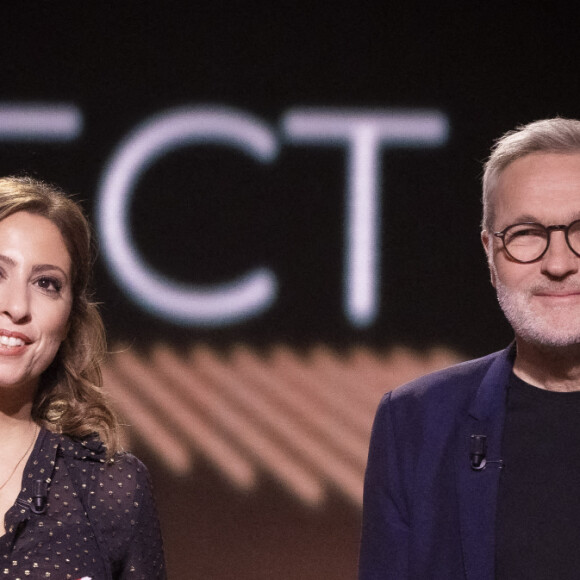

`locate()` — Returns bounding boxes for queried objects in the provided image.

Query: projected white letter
[97,106,278,326]
[283,109,449,327]
[0,103,82,140]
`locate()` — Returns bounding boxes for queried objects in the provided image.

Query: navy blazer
[359,345,515,579]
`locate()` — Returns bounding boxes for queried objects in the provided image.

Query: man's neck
[513,339,580,392]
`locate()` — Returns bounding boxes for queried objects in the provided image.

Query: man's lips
[534,291,580,298]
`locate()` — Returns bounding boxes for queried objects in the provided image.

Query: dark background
[1,3,579,577]
[5,2,577,355]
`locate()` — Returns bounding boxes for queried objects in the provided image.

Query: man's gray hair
[482,117,580,231]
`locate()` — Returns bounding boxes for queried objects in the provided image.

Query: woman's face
[0,211,72,395]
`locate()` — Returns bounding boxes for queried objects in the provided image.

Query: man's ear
[481,230,497,288]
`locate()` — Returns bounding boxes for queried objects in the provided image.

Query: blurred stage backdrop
[2,3,580,577]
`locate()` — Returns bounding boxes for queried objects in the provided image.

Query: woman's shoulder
[56,432,143,463]
[55,431,108,462]
[106,450,154,491]
[54,432,157,525]
[45,433,165,574]
[53,431,153,489]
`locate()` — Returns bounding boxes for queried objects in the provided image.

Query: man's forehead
[492,152,580,226]
[499,151,580,180]
[498,152,580,189]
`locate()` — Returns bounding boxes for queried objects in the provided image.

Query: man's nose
[541,231,580,278]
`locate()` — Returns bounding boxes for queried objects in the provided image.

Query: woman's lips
[0,330,32,354]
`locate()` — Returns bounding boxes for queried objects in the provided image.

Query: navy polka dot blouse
[0,428,166,579]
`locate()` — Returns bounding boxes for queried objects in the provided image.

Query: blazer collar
[455,344,515,580]
[467,344,515,421]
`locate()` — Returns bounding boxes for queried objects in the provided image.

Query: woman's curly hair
[0,176,120,455]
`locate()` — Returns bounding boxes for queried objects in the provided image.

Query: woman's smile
[0,212,72,391]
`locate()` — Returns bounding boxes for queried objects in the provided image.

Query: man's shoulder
[388,347,510,407]
[366,348,512,463]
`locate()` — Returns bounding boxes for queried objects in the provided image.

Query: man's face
[482,152,580,348]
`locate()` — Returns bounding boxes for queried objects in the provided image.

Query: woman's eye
[36,276,62,293]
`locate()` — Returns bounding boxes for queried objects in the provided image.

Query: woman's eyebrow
[0,254,15,267]
[31,263,69,282]
[0,255,69,282]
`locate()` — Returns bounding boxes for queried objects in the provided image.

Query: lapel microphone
[31,480,48,514]
[469,434,487,470]
[469,434,504,471]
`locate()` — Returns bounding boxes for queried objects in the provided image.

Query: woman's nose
[0,283,31,324]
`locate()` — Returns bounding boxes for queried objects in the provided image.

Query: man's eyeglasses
[493,220,580,263]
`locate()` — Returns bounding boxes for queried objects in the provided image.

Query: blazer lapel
[455,346,514,580]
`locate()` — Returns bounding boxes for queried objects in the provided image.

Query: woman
[0,176,165,579]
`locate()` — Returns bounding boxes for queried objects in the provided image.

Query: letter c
[96,106,278,326]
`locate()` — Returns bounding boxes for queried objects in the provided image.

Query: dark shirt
[496,372,580,580]
[0,427,166,579]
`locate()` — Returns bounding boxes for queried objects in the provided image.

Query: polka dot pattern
[0,429,166,579]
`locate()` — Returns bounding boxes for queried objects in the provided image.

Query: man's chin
[512,324,580,350]
[498,295,580,349]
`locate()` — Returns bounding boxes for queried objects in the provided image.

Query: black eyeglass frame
[493,220,580,264]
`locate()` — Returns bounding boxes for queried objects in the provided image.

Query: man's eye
[517,228,541,236]
[508,228,544,240]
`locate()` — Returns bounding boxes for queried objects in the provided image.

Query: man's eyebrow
[501,212,580,226]
[494,215,536,230]
[509,214,541,223]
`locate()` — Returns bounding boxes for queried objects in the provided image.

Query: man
[359,118,580,579]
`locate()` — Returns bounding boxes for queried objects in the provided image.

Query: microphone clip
[469,434,504,471]
[30,479,48,514]
[469,434,487,471]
